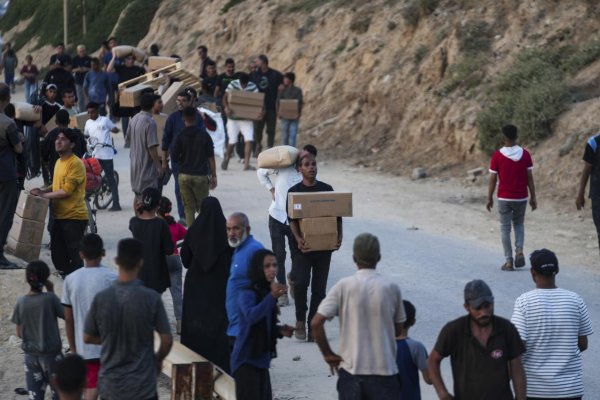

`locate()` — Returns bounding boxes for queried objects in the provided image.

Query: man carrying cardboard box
[277,72,303,147]
[287,151,343,341]
[0,83,24,269]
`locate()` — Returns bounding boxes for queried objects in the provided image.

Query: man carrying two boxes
[287,151,352,342]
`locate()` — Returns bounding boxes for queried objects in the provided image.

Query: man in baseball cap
[429,279,526,400]
[511,249,593,399]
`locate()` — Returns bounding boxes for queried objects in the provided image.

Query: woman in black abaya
[180,197,233,372]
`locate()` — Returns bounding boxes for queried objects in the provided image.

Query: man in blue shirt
[161,91,206,224]
[83,58,111,116]
[225,212,264,341]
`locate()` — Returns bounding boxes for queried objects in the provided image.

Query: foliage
[456,20,492,55]
[437,56,484,96]
[220,0,247,14]
[414,45,428,65]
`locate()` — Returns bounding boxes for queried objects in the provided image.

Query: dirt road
[1,105,598,399]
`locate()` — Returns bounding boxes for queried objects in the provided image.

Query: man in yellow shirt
[32,129,88,278]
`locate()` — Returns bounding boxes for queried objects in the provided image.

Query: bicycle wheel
[94,182,113,210]
[114,170,119,185]
[85,198,98,234]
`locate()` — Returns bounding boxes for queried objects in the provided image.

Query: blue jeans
[24,353,63,400]
[498,200,527,262]
[337,369,400,400]
[280,118,299,147]
[24,80,37,102]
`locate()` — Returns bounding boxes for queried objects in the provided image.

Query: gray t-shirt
[11,292,64,356]
[128,111,160,194]
[84,279,170,400]
[61,265,117,360]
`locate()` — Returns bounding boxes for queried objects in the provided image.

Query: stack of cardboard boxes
[6,192,49,262]
[287,192,353,251]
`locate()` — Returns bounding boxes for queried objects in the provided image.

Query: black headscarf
[247,249,279,359]
[180,197,229,272]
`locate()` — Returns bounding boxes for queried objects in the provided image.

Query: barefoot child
[158,196,186,333]
[396,300,432,400]
[11,261,64,400]
[129,187,174,294]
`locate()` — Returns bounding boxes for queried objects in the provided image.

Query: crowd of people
[0,37,596,400]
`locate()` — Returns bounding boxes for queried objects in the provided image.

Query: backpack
[83,157,102,191]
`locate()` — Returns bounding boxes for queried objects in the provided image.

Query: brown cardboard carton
[14,102,41,122]
[162,81,185,115]
[15,191,50,222]
[287,191,353,219]
[6,236,41,262]
[148,56,178,71]
[45,114,58,132]
[9,215,45,246]
[69,112,90,131]
[229,104,263,120]
[257,146,299,168]
[279,99,299,120]
[119,84,153,108]
[300,217,338,251]
[227,91,264,107]
[113,45,146,62]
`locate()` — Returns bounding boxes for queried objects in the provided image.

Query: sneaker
[108,204,122,212]
[514,252,525,268]
[287,273,295,300]
[278,294,289,307]
[294,321,306,341]
[0,254,19,270]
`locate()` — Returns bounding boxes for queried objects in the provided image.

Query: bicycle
[85,137,120,210]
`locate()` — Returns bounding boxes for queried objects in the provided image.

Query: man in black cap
[511,249,593,400]
[429,279,526,400]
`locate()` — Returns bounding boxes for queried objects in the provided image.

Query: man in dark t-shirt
[576,133,600,256]
[215,58,240,107]
[250,54,283,152]
[84,238,172,400]
[72,45,92,111]
[428,280,526,400]
[287,151,342,342]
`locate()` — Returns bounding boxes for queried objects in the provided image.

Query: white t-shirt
[85,116,116,160]
[511,288,593,398]
[317,269,405,376]
[256,165,302,224]
[61,265,117,359]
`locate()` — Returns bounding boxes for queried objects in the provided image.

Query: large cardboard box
[120,84,153,108]
[227,91,264,120]
[148,56,178,71]
[5,236,41,262]
[279,99,300,120]
[14,102,40,122]
[15,191,50,222]
[69,112,90,131]
[288,191,353,219]
[9,215,45,246]
[300,217,338,251]
[257,145,299,169]
[45,114,58,132]
[162,81,185,115]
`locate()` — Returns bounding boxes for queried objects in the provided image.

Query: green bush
[419,0,439,14]
[561,40,600,73]
[456,20,492,55]
[414,45,428,65]
[220,0,247,14]
[402,2,420,28]
[476,49,568,153]
[437,56,483,95]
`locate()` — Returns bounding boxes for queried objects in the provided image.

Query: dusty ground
[1,86,599,399]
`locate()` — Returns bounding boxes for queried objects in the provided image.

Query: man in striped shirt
[511,249,593,400]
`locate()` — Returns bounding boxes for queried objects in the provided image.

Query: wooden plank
[193,362,214,400]
[171,364,193,400]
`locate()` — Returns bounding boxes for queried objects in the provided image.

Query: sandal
[514,252,525,268]
[501,262,514,271]
[243,165,256,171]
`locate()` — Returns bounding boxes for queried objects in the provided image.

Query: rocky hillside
[5,0,600,200]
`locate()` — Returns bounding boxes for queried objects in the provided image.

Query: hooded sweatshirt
[489,145,533,200]
[170,126,214,175]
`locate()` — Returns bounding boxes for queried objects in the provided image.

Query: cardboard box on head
[257,145,299,169]
[288,191,353,219]
[112,45,146,62]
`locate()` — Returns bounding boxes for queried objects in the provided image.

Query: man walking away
[250,55,283,152]
[428,279,526,400]
[277,72,303,147]
[84,238,173,400]
[511,249,593,400]
[312,233,404,399]
[576,131,600,259]
[72,45,91,112]
[486,124,537,271]
[170,106,217,228]
[0,83,23,269]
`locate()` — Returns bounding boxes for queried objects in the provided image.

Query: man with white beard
[225,212,265,346]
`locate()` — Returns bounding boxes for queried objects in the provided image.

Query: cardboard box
[69,112,90,131]
[5,236,41,262]
[229,104,263,120]
[279,99,300,120]
[162,81,185,115]
[227,91,264,107]
[120,84,153,108]
[9,214,45,246]
[45,114,58,132]
[152,113,168,151]
[288,191,353,219]
[15,191,50,222]
[257,145,299,168]
[14,102,40,122]
[148,56,178,71]
[300,217,338,251]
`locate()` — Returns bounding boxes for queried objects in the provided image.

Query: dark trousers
[98,159,120,206]
[122,116,130,146]
[527,398,582,400]
[170,162,185,220]
[234,364,272,400]
[337,369,400,400]
[253,108,277,148]
[50,219,87,277]
[269,216,297,284]
[0,179,19,250]
[291,250,332,324]
[592,198,600,251]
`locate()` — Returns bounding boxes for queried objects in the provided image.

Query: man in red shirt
[486,125,537,271]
